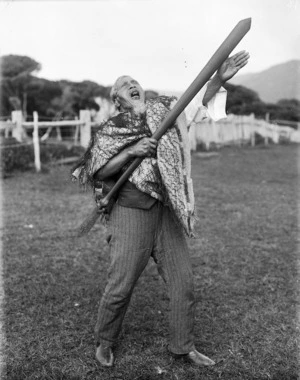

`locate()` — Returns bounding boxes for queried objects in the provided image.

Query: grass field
[2,144,300,380]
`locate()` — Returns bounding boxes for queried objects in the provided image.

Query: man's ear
[114,97,121,111]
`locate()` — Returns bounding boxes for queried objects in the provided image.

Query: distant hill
[229,60,300,103]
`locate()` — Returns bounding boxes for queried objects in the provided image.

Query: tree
[70,80,105,114]
[50,85,81,119]
[224,83,300,122]
[0,56,109,119]
[276,99,300,121]
[1,55,41,118]
[25,77,62,118]
[224,83,261,115]
[1,55,41,77]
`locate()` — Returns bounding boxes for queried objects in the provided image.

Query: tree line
[1,55,299,123]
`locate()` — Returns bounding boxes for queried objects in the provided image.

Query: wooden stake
[80,110,91,148]
[11,110,24,142]
[74,116,79,145]
[250,113,255,147]
[33,112,41,172]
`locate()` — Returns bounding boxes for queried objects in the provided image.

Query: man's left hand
[217,50,250,82]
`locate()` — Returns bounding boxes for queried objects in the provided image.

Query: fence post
[188,123,196,151]
[250,113,255,147]
[33,111,41,172]
[240,115,245,145]
[11,110,24,142]
[56,126,62,141]
[74,116,80,145]
[80,110,91,148]
[264,113,269,145]
[5,119,10,138]
[237,115,242,146]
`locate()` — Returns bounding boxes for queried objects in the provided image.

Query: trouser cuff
[95,337,115,348]
[168,344,195,356]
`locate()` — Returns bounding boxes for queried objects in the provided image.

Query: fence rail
[271,119,300,128]
[22,120,85,128]
[1,110,300,172]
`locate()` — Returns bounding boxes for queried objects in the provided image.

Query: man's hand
[217,50,250,82]
[202,51,249,106]
[94,137,157,181]
[129,137,157,157]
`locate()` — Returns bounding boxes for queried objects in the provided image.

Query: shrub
[1,137,85,175]
[39,143,85,163]
[1,138,34,173]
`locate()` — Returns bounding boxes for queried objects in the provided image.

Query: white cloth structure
[184,84,227,151]
[184,84,227,125]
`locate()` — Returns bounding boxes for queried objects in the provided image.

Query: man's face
[115,76,145,112]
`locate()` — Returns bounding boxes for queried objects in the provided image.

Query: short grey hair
[110,75,130,103]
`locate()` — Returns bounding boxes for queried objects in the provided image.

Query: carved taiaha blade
[78,18,251,236]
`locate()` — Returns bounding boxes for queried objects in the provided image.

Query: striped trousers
[94,202,195,354]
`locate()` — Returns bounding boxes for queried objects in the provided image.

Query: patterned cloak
[72,96,195,237]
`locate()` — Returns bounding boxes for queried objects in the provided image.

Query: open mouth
[130,89,140,100]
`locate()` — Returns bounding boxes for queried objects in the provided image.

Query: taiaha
[77,18,251,236]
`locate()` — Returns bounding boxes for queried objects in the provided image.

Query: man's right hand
[94,137,157,181]
[129,137,157,157]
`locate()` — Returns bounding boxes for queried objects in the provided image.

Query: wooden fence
[188,113,300,150]
[0,110,98,172]
[1,110,300,172]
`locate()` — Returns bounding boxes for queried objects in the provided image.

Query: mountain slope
[229,60,300,103]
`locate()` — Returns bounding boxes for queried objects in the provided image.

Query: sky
[0,0,299,92]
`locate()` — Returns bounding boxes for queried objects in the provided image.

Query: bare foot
[187,349,215,366]
[95,345,114,367]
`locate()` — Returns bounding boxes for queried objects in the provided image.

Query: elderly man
[73,51,249,367]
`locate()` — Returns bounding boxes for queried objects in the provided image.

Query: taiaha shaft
[77,18,251,236]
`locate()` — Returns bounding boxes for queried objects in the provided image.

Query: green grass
[2,144,300,379]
